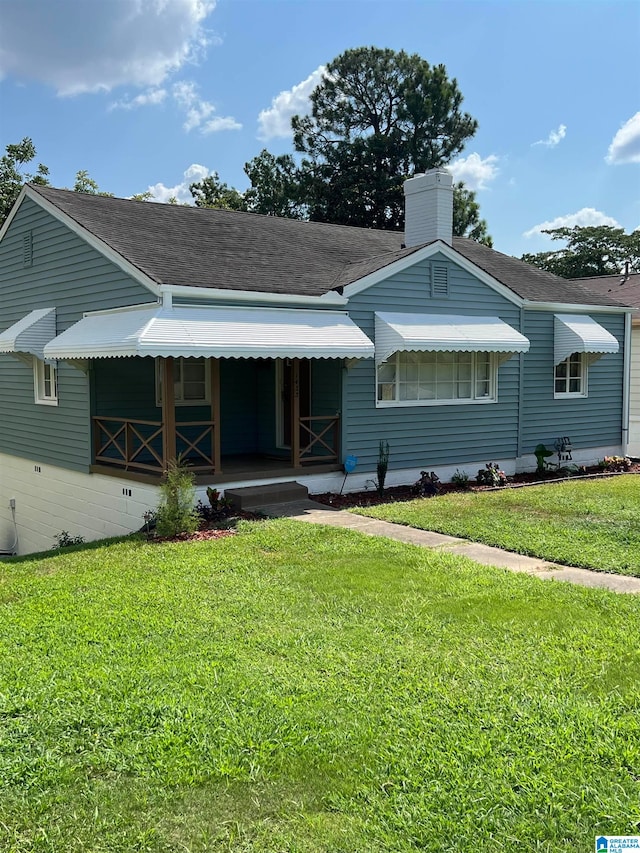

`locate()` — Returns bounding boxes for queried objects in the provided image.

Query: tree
[190,48,491,241]
[72,170,113,196]
[521,226,640,278]
[189,172,247,211]
[291,47,479,231]
[0,137,49,225]
[243,150,306,219]
[453,182,492,247]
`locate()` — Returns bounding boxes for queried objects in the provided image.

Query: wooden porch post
[161,356,176,469]
[210,357,222,474]
[291,358,300,467]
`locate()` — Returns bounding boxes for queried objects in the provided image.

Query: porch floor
[91,454,341,486]
[203,454,340,485]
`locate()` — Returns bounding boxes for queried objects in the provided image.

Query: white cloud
[141,163,211,204]
[447,153,499,190]
[172,81,240,134]
[0,0,215,95]
[523,208,620,238]
[110,88,167,110]
[606,112,640,164]
[257,66,326,139]
[533,124,567,148]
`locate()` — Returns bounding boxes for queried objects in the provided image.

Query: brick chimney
[403,168,453,247]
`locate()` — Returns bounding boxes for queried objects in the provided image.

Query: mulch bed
[150,462,640,539]
[311,463,640,510]
[149,510,261,544]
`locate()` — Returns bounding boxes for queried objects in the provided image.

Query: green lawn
[1,519,639,851]
[356,474,640,576]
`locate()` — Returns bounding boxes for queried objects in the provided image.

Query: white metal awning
[43,304,374,360]
[0,308,56,359]
[375,312,530,364]
[554,314,619,365]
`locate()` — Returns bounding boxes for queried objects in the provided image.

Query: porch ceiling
[43,304,374,360]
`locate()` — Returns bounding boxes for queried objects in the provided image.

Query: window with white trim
[33,358,58,405]
[156,357,210,406]
[377,350,497,406]
[554,352,587,397]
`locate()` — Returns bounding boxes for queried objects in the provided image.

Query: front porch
[90,356,343,480]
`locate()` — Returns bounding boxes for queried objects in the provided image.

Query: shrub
[476,463,508,487]
[155,458,199,537]
[376,440,390,497]
[451,469,470,489]
[52,531,85,549]
[196,487,234,523]
[414,470,441,497]
[599,456,632,472]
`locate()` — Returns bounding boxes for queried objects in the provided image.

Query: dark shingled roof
[566,273,640,310]
[451,239,629,308]
[28,184,629,308]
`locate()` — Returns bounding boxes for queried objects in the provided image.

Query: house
[0,169,632,554]
[567,268,640,457]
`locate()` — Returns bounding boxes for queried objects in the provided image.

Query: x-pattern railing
[298,415,339,464]
[93,417,215,474]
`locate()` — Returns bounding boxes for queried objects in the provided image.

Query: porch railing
[92,417,216,474]
[93,413,340,474]
[298,415,340,465]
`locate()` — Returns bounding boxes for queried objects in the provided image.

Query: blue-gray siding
[520,310,624,452]
[344,255,626,472]
[345,255,523,471]
[0,198,153,471]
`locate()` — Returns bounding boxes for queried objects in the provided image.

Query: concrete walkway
[258,499,640,595]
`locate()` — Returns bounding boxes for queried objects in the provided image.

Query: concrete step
[225,481,309,510]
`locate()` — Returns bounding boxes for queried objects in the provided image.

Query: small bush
[376,440,390,497]
[155,458,199,537]
[599,455,632,472]
[476,462,508,487]
[52,531,85,549]
[451,469,470,489]
[196,487,234,523]
[414,470,441,497]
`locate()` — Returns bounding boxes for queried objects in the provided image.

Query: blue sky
[1,0,638,258]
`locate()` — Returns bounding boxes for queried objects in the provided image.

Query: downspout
[516,305,525,463]
[0,502,18,556]
[622,311,632,456]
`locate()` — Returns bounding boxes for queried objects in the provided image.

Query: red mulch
[149,510,261,544]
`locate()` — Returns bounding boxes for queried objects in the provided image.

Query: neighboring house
[0,170,632,554]
[568,270,640,457]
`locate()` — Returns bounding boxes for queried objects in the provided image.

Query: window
[33,358,58,405]
[377,350,497,406]
[156,357,210,405]
[554,352,586,397]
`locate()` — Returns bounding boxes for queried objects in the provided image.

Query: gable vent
[431,264,449,296]
[23,232,33,267]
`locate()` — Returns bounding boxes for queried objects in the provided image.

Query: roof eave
[162,284,347,307]
[523,299,635,314]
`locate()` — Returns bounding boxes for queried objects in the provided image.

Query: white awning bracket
[554,314,619,365]
[375,312,530,365]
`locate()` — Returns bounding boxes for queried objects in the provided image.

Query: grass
[355,474,640,577]
[0,519,639,851]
